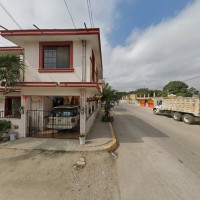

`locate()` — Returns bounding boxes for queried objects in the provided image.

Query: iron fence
[0,110,21,118]
[27,110,80,138]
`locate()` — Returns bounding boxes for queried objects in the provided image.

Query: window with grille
[43,46,70,69]
[39,42,73,72]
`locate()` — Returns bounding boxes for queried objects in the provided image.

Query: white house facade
[0,28,103,139]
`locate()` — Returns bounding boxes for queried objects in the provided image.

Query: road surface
[114,104,200,200]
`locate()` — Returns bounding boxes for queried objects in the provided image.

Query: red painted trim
[39,41,73,72]
[60,82,102,95]
[5,96,21,99]
[5,96,21,117]
[1,28,103,79]
[1,28,100,36]
[38,69,74,73]
[17,82,58,87]
[91,49,95,81]
[60,82,98,87]
[0,89,21,92]
[0,46,23,51]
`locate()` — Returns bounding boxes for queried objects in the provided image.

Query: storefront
[136,97,155,108]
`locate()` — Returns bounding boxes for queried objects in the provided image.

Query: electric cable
[0,1,22,29]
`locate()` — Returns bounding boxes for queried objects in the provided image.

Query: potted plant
[79,134,86,145]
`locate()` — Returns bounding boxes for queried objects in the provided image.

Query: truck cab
[153,98,163,115]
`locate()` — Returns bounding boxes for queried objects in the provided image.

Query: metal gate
[27,110,80,139]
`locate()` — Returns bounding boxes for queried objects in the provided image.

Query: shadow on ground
[113,114,168,143]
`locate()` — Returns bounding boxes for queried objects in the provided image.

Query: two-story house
[0,28,103,139]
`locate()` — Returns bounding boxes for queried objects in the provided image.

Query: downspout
[80,40,87,135]
[82,40,86,82]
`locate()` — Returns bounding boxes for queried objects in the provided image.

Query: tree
[162,81,199,97]
[187,87,199,97]
[130,88,150,97]
[130,88,163,97]
[0,55,25,90]
[101,83,121,122]
[163,81,188,96]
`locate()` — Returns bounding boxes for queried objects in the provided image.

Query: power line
[63,0,77,29]
[183,74,200,82]
[87,0,94,28]
[87,0,92,28]
[89,0,94,27]
[0,1,22,29]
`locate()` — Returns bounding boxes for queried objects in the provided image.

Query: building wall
[85,105,100,135]
[21,87,82,96]
[138,98,154,108]
[43,97,53,111]
[23,40,92,83]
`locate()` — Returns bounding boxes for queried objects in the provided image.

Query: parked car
[47,105,80,130]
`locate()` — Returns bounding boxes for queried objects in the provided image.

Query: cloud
[0,0,119,42]
[104,0,200,91]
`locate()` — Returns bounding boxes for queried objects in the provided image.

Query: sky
[0,0,200,91]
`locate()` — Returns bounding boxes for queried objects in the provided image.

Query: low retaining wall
[85,106,100,135]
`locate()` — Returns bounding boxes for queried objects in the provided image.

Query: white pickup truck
[153,97,200,124]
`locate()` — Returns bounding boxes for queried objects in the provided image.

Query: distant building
[136,97,154,108]
[122,94,137,100]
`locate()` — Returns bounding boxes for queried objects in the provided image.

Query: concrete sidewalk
[0,109,112,152]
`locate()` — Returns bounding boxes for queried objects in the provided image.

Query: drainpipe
[20,53,25,81]
[80,40,87,135]
[82,40,87,82]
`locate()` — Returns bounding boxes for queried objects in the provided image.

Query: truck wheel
[153,108,159,115]
[182,114,195,124]
[173,112,182,121]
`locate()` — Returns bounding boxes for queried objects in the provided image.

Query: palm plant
[0,54,25,90]
[101,83,122,122]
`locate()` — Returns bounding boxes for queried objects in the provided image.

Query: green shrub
[101,116,114,122]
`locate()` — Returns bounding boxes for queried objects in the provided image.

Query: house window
[39,42,73,73]
[5,97,21,118]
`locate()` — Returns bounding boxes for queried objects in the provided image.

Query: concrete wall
[43,97,53,111]
[24,40,92,83]
[21,87,82,96]
[0,118,23,138]
[85,105,100,135]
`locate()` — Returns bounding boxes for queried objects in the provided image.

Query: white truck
[153,97,200,124]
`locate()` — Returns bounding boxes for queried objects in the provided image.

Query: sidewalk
[0,109,112,152]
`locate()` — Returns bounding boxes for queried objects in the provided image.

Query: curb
[104,122,117,152]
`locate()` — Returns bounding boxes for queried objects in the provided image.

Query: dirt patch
[0,149,120,200]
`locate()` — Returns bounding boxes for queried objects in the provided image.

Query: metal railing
[27,110,80,138]
[0,110,21,118]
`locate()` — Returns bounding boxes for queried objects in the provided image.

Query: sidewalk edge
[104,122,117,152]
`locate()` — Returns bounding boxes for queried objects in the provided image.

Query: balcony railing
[0,110,21,119]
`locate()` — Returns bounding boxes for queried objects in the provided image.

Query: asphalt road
[113,104,200,200]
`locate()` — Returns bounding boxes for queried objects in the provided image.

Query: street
[114,104,200,200]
